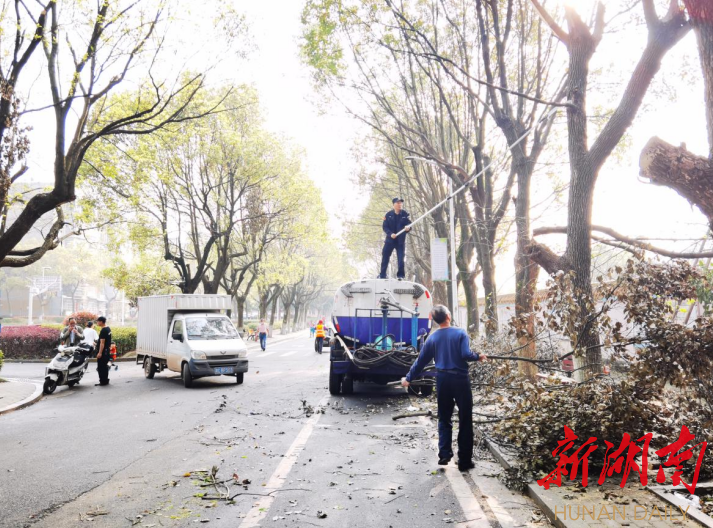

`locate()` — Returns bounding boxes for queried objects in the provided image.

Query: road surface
[0,335,541,528]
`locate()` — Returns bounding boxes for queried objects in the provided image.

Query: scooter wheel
[43,379,57,395]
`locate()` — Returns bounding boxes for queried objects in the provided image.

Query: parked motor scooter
[43,343,93,395]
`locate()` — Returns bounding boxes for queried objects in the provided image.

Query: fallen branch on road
[201,487,312,501]
[392,410,433,420]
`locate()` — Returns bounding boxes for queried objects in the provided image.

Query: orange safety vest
[315,324,325,338]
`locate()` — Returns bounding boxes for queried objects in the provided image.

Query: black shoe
[457,460,475,471]
[397,277,404,281]
[438,457,452,466]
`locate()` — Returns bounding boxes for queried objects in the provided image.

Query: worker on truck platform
[402,305,487,471]
[379,197,411,280]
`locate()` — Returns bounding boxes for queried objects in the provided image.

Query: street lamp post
[405,156,459,326]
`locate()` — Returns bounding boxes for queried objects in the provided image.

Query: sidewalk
[0,378,43,415]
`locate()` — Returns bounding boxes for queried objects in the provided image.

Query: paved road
[0,336,540,528]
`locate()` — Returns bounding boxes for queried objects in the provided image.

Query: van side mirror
[172,333,183,342]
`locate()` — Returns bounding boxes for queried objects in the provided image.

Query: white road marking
[279,350,304,357]
[419,416,491,528]
[239,396,329,528]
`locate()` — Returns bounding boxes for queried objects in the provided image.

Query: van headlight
[238,349,247,358]
[191,351,207,360]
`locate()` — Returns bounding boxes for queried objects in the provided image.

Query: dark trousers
[379,239,405,279]
[259,332,267,350]
[436,372,473,461]
[97,356,110,385]
[316,336,324,349]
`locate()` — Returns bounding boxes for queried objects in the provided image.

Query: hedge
[1,325,137,359]
[0,350,4,372]
[1,326,60,360]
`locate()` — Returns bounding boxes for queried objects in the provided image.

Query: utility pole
[447,176,458,326]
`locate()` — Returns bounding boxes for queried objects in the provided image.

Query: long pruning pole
[396,107,559,237]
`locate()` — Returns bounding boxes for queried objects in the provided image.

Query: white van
[136,295,248,387]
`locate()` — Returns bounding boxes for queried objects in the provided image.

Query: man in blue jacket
[379,197,411,280]
[402,305,487,471]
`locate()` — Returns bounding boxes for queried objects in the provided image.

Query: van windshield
[185,317,240,340]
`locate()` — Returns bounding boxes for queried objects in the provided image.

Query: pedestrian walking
[315,320,326,350]
[59,317,84,346]
[258,318,268,351]
[95,316,112,387]
[379,197,411,280]
[82,321,99,353]
[401,305,487,471]
[310,322,316,338]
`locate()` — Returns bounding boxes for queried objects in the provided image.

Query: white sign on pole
[431,238,449,281]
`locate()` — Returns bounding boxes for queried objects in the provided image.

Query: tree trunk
[259,292,269,320]
[456,211,480,335]
[236,296,246,329]
[269,296,279,326]
[292,302,301,329]
[282,302,291,333]
[514,163,540,379]
[640,137,713,229]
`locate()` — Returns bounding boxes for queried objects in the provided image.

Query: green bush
[41,323,64,331]
[63,311,98,327]
[43,324,136,356]
[0,350,4,373]
[112,326,137,356]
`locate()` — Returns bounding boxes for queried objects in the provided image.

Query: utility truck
[136,295,248,388]
[329,278,434,396]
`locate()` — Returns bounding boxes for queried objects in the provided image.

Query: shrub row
[0,326,60,360]
[1,325,137,359]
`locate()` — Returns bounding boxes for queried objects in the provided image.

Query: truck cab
[137,295,248,388]
[166,313,248,380]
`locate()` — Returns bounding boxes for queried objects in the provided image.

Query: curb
[0,378,43,416]
[474,427,568,528]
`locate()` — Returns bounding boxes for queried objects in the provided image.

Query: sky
[15,0,711,295]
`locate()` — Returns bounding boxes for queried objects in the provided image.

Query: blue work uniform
[406,327,480,463]
[379,209,410,279]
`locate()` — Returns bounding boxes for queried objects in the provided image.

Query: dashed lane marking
[279,350,303,357]
[238,395,329,528]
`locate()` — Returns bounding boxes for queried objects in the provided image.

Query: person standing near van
[258,318,268,351]
[95,316,112,386]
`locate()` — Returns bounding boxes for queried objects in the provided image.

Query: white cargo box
[136,295,233,358]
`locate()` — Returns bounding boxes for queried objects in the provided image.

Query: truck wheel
[235,373,244,385]
[43,379,57,395]
[341,375,354,395]
[144,358,156,379]
[328,363,342,395]
[182,363,193,388]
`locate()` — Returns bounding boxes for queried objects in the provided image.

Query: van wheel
[328,363,342,395]
[235,373,244,385]
[182,363,193,388]
[144,358,156,379]
[341,375,354,395]
[43,379,57,395]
